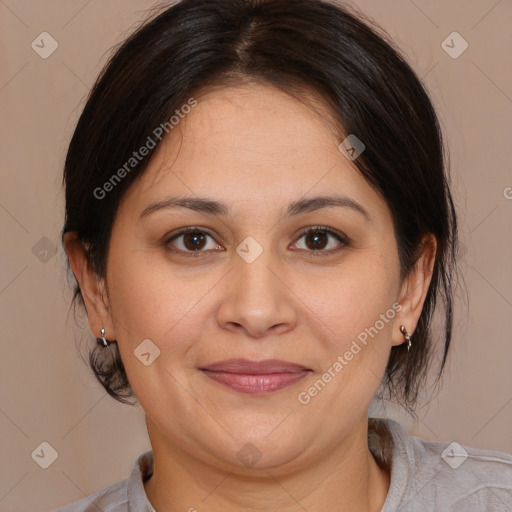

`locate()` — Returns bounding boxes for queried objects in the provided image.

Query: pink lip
[201,370,310,394]
[199,359,312,394]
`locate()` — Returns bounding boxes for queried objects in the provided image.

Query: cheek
[107,251,209,349]
[105,250,213,405]
[314,258,399,345]
[298,260,399,406]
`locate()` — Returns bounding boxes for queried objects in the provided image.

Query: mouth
[199,358,311,373]
[199,358,312,394]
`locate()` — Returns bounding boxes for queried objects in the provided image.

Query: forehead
[119,83,388,222]
[180,82,341,150]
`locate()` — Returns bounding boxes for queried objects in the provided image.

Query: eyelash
[164,225,349,258]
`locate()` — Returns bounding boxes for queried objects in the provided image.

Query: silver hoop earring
[97,328,110,348]
[399,325,412,352]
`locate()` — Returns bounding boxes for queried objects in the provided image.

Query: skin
[65,82,436,512]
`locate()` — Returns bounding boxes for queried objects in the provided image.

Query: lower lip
[201,370,310,394]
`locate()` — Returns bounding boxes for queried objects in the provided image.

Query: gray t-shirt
[52,417,512,511]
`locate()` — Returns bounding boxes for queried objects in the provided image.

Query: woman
[56,0,512,510]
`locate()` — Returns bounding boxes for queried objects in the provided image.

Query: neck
[143,416,390,512]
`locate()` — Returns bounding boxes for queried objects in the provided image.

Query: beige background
[0,0,511,511]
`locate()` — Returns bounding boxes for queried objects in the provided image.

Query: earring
[399,325,412,352]
[97,328,110,348]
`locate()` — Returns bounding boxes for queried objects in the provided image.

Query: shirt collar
[127,449,156,512]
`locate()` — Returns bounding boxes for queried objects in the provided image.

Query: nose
[216,244,298,339]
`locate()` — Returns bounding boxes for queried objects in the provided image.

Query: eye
[165,227,222,256]
[292,226,348,255]
[292,226,348,256]
[164,225,348,257]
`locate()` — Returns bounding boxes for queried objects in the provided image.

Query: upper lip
[200,358,311,374]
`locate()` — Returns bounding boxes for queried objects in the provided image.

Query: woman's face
[82,83,429,472]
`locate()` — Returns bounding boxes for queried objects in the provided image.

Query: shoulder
[52,450,155,512]
[52,478,129,512]
[372,417,512,512]
[406,428,512,510]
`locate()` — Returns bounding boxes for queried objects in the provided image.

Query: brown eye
[293,227,348,254]
[165,225,348,258]
[304,230,329,250]
[165,227,221,254]
[181,231,208,251]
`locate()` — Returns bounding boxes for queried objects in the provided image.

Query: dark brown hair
[62,0,459,417]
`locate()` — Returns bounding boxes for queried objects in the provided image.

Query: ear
[392,233,437,347]
[63,232,116,341]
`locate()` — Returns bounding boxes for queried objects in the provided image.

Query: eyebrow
[140,194,372,222]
